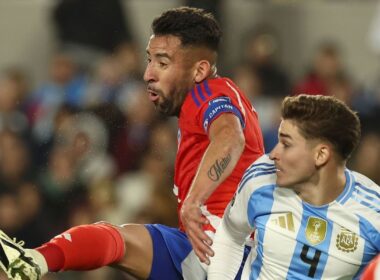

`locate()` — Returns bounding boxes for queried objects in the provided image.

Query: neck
[296,164,346,206]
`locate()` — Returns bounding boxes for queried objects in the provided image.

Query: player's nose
[143,64,156,83]
[269,144,280,161]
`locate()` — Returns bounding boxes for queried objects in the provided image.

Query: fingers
[180,201,216,264]
[186,221,214,264]
[183,215,212,246]
[190,234,214,264]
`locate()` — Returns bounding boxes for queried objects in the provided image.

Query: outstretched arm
[180,113,245,264]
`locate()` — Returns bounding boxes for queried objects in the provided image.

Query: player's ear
[193,60,211,83]
[315,144,330,167]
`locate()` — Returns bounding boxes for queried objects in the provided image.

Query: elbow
[225,129,245,157]
[237,131,245,153]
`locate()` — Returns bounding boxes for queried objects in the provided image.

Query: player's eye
[159,62,168,68]
[282,142,290,148]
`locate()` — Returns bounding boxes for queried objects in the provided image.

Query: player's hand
[181,199,214,265]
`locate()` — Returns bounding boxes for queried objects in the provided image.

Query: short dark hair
[281,94,361,160]
[151,6,221,51]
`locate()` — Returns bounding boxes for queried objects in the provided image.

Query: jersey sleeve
[190,80,246,134]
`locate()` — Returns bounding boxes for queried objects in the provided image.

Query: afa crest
[336,227,358,253]
[305,217,327,246]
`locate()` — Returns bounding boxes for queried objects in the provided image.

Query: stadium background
[0,0,380,279]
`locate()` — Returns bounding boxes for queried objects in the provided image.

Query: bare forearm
[187,131,245,204]
[181,114,246,264]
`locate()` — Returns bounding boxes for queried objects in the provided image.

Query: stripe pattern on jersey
[235,156,380,279]
[248,185,276,279]
[190,81,212,107]
[352,183,380,213]
[286,205,332,279]
[238,161,276,193]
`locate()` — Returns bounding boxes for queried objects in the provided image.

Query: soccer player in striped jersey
[0,7,264,280]
[208,95,380,279]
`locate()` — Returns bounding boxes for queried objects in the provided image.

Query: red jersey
[361,255,380,280]
[174,77,264,231]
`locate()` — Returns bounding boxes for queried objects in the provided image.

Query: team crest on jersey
[305,217,327,245]
[336,227,358,253]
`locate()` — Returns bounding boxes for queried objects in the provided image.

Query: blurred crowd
[1,1,380,279]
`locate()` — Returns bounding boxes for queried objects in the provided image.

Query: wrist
[184,194,205,206]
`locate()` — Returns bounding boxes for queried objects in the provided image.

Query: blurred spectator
[232,63,262,102]
[85,55,125,106]
[0,190,21,236]
[37,112,116,235]
[232,63,281,153]
[349,132,380,185]
[293,41,345,96]
[242,25,291,97]
[327,73,354,104]
[184,0,222,22]
[0,130,48,246]
[326,72,380,134]
[56,112,116,186]
[26,53,87,149]
[114,119,177,226]
[115,151,177,227]
[38,144,86,233]
[0,130,34,187]
[147,120,178,168]
[114,41,142,80]
[52,0,132,70]
[110,85,158,174]
[0,69,30,137]
[84,42,144,109]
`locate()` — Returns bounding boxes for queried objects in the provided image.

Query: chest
[250,192,372,278]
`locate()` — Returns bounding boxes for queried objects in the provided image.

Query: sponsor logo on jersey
[208,96,231,105]
[305,217,327,245]
[271,212,295,232]
[336,227,358,253]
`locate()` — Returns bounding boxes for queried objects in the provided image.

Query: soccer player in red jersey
[0,7,264,280]
[362,255,380,280]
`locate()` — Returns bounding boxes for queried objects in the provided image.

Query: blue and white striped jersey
[209,154,380,280]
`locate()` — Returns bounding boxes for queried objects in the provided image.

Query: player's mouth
[147,87,160,102]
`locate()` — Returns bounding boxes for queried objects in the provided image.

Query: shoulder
[181,78,229,112]
[346,170,380,235]
[206,77,241,97]
[351,171,380,194]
